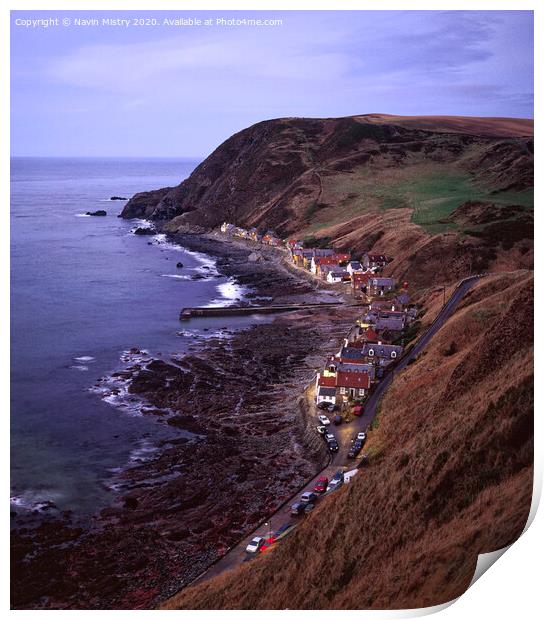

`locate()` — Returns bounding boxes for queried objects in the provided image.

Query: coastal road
[179,274,483,592]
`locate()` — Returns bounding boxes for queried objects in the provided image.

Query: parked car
[353,405,363,417]
[357,432,366,441]
[291,502,306,515]
[314,476,328,493]
[348,441,363,458]
[325,403,338,412]
[332,470,345,482]
[318,414,331,426]
[317,401,332,410]
[300,491,317,504]
[333,415,343,425]
[325,433,336,443]
[304,502,316,514]
[315,425,327,435]
[245,536,265,554]
[328,441,339,453]
[327,478,343,492]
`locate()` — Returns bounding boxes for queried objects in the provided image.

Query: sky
[10,10,534,157]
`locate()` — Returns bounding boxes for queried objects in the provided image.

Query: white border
[4,1,539,617]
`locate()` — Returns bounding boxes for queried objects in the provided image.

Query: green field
[376,172,534,234]
[298,166,533,238]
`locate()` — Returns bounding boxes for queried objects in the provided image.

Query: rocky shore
[11,233,359,610]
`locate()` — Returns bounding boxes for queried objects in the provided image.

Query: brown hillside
[355,114,534,138]
[163,272,533,610]
[121,114,533,289]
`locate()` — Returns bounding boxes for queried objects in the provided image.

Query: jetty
[179,302,345,320]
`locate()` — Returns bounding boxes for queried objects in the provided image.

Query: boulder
[176,262,184,269]
[133,227,156,236]
[86,210,107,216]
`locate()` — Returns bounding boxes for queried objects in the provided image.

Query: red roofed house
[315,373,337,405]
[351,272,371,298]
[336,371,370,400]
[310,254,351,275]
[362,253,389,270]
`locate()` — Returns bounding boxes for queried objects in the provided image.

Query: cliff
[121,114,533,288]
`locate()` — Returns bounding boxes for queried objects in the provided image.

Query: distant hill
[353,113,534,137]
[121,113,533,289]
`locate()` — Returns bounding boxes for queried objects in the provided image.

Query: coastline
[11,231,361,610]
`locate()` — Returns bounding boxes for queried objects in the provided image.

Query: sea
[10,157,257,515]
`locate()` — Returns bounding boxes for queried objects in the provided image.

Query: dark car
[328,441,339,453]
[333,415,343,425]
[332,470,344,482]
[290,502,306,516]
[317,401,331,410]
[304,503,316,514]
[326,403,338,412]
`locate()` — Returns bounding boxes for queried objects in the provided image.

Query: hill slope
[163,271,533,609]
[121,114,533,289]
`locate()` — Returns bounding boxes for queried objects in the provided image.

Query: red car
[353,405,363,416]
[314,476,329,493]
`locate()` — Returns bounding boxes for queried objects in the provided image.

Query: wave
[74,356,95,362]
[70,365,89,372]
[10,489,63,512]
[75,213,91,218]
[201,279,247,308]
[177,328,232,341]
[160,273,193,281]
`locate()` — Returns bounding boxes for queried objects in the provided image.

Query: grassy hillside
[163,271,533,610]
[121,114,533,289]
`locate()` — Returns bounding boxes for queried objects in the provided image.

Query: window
[368,349,374,356]
[359,389,365,396]
[340,387,346,394]
[391,351,397,358]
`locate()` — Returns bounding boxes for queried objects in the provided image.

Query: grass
[377,172,534,234]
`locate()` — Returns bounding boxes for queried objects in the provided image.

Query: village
[219,222,419,464]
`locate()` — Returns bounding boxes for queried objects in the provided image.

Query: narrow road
[180,274,483,591]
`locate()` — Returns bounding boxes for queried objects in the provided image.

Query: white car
[318,414,331,426]
[357,432,366,441]
[245,536,265,554]
[327,479,343,492]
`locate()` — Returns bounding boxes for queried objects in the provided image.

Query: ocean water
[10,157,255,515]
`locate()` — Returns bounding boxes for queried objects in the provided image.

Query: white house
[347,261,364,276]
[327,269,349,284]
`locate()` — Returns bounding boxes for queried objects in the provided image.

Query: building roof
[336,371,370,389]
[359,326,379,341]
[361,343,403,357]
[336,362,374,374]
[339,346,365,360]
[318,375,336,387]
[348,261,363,269]
[352,273,371,285]
[369,277,396,286]
[313,256,341,266]
[318,386,337,397]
